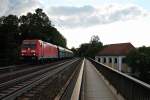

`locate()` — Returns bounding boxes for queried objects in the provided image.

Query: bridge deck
[81,59,117,100]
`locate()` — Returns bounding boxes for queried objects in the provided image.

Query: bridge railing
[89,58,150,100]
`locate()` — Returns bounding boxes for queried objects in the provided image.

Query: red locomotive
[20,39,73,61]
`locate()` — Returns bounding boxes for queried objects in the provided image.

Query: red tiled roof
[97,43,135,56]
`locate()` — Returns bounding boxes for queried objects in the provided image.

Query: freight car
[20,39,73,61]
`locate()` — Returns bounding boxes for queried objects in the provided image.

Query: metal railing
[89,58,150,100]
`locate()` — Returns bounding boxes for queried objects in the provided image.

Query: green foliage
[43,27,66,47]
[126,46,150,81]
[71,47,77,56]
[19,8,66,47]
[0,15,20,65]
[90,35,100,44]
[78,43,90,57]
[78,35,103,57]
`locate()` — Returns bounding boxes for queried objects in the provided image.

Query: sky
[0,0,150,48]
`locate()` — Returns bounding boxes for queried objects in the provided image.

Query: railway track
[0,58,80,100]
[0,64,28,74]
[0,59,73,83]
[0,60,68,74]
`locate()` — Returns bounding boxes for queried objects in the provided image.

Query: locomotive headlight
[31,50,35,53]
[21,50,26,53]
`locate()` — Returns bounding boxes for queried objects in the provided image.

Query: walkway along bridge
[72,58,150,100]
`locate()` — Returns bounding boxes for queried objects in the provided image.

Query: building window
[114,58,118,63]
[98,58,100,62]
[109,58,112,63]
[122,58,126,63]
[103,58,106,63]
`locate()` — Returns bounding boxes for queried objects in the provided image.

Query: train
[20,39,73,62]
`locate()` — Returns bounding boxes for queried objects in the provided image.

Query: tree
[71,47,77,56]
[19,8,66,47]
[88,35,103,57]
[44,27,67,47]
[125,46,150,82]
[90,35,100,44]
[125,49,141,73]
[0,15,20,66]
[78,35,103,57]
[78,43,90,57]
[19,8,50,40]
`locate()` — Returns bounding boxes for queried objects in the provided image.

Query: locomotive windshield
[22,40,36,49]
[22,44,36,48]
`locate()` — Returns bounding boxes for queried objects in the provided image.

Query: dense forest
[0,8,66,66]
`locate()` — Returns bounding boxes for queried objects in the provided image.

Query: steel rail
[1,58,79,100]
[0,59,77,91]
[0,59,73,83]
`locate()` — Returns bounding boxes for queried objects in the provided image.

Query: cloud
[0,0,41,16]
[0,1,148,28]
[0,0,9,16]
[47,4,148,28]
[59,15,150,48]
[49,5,94,16]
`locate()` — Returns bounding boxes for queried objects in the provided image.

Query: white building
[95,43,135,73]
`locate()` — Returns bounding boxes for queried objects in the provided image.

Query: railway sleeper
[17,59,82,100]
[1,58,80,100]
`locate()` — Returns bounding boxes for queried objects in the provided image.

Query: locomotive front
[20,40,38,61]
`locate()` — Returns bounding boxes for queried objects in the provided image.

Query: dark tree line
[76,35,103,58]
[0,15,19,66]
[0,8,66,66]
[125,46,150,83]
[19,8,66,47]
